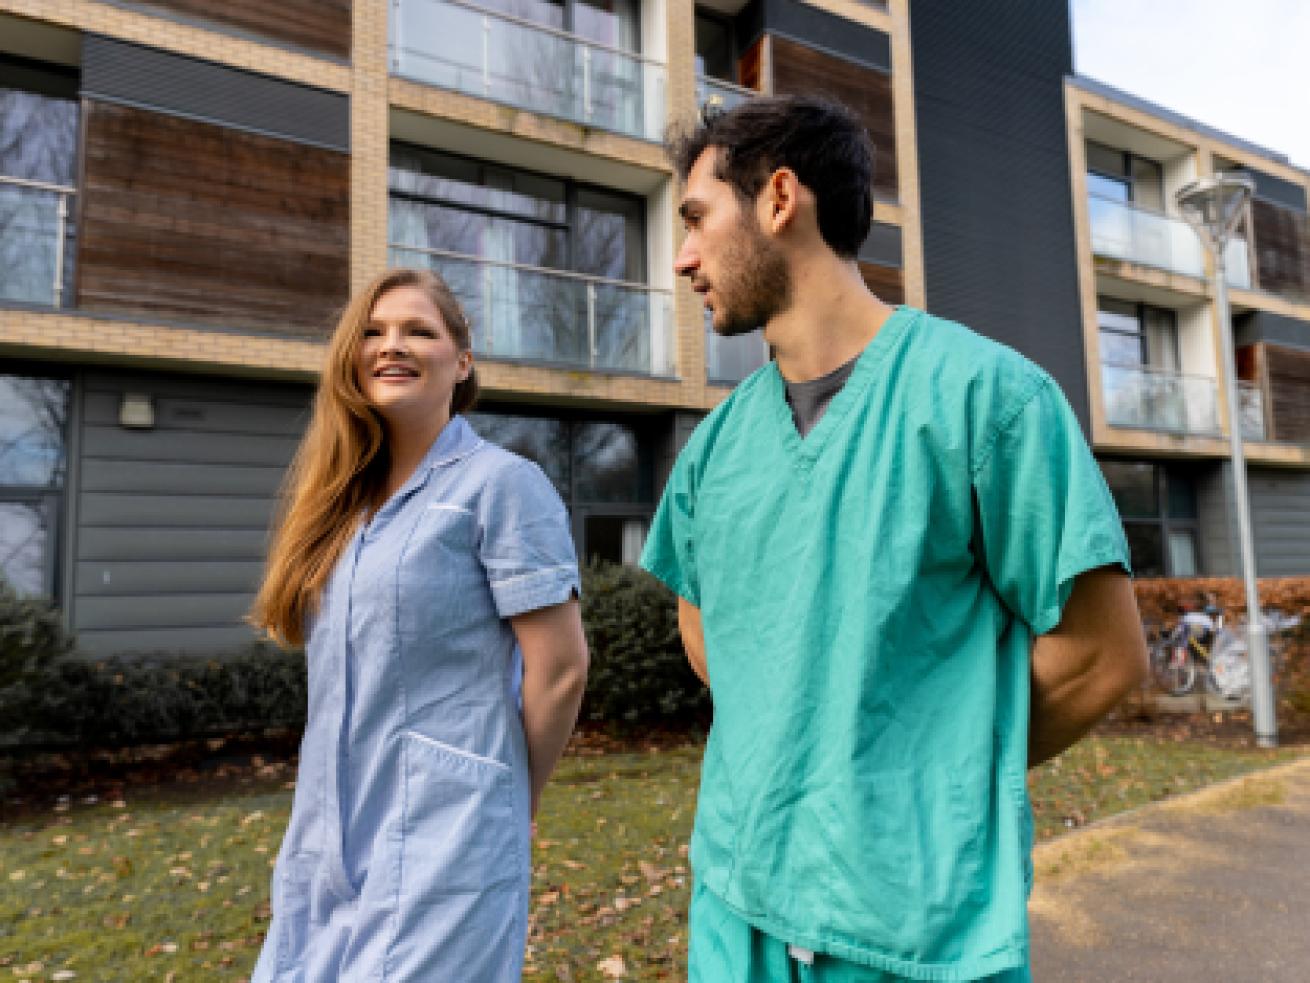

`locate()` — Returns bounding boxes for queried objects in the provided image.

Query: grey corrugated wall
[70,370,311,655]
[1196,462,1310,577]
[908,0,1090,431]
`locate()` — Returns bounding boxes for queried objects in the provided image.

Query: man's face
[675,149,791,337]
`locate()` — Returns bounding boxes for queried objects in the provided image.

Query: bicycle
[1148,598,1300,699]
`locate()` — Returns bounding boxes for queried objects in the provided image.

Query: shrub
[0,644,306,746]
[579,561,709,725]
[0,578,74,690]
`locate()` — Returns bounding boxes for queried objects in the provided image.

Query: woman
[249,268,589,981]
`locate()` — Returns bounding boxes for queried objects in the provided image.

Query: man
[639,95,1147,981]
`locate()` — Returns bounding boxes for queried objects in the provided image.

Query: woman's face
[355,285,472,430]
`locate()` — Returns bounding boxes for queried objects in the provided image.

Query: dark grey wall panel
[77,593,255,630]
[74,625,263,655]
[1234,310,1310,352]
[80,493,274,527]
[81,391,309,436]
[78,528,270,562]
[1195,463,1310,577]
[737,0,891,71]
[1249,468,1310,576]
[909,0,1090,431]
[1239,167,1308,215]
[71,369,309,655]
[80,460,287,496]
[82,34,348,150]
[76,559,263,596]
[83,427,301,466]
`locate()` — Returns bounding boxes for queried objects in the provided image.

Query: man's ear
[762,167,800,234]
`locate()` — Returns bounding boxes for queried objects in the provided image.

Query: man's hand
[1029,567,1147,767]
[678,597,710,687]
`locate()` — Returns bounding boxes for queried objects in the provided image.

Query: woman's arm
[512,598,590,817]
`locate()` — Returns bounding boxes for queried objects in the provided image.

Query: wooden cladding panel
[768,35,898,202]
[859,262,903,305]
[1252,198,1310,303]
[132,0,351,59]
[1264,342,1310,444]
[77,102,349,338]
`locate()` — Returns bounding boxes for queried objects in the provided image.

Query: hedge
[0,562,706,747]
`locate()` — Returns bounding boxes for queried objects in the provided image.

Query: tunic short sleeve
[477,460,581,618]
[639,450,699,606]
[971,373,1131,636]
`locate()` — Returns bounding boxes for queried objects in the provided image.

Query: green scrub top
[641,307,1130,981]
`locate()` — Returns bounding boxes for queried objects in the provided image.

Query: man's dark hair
[668,94,874,259]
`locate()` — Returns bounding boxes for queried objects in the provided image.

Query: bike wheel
[1150,631,1197,696]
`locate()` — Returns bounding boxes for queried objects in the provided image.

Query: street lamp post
[1175,172,1276,748]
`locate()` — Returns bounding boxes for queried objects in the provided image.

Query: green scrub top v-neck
[642,306,1130,980]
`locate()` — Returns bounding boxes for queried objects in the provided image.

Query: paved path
[1029,756,1310,982]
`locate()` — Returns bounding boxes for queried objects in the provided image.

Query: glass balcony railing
[705,312,767,385]
[1222,236,1252,290]
[1101,363,1220,435]
[0,175,75,307]
[1238,381,1266,441]
[390,244,675,377]
[695,75,756,114]
[1088,193,1205,278]
[390,0,665,142]
[1088,192,1251,288]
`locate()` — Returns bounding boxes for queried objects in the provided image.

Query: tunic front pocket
[399,730,516,896]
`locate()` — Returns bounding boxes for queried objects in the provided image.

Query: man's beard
[708,217,792,338]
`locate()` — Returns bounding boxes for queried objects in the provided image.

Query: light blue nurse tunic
[252,415,580,982]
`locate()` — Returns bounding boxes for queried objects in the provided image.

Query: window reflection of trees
[0,376,70,487]
[466,413,571,502]
[0,502,47,596]
[0,375,69,597]
[395,0,644,136]
[573,422,641,503]
[0,88,78,306]
[389,152,649,371]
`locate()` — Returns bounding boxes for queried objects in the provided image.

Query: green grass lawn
[1,736,1302,982]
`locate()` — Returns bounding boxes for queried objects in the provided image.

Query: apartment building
[1,0,1307,655]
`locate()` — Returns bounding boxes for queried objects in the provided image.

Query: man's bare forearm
[1029,568,1147,767]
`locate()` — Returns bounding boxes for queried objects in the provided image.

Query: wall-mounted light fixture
[119,392,155,429]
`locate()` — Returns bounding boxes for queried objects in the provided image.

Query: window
[1086,141,1164,211]
[694,9,735,82]
[466,409,653,564]
[1098,298,1178,371]
[1099,461,1199,577]
[1,55,79,307]
[0,373,70,597]
[389,145,657,373]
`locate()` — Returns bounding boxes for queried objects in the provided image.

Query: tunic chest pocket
[400,730,516,896]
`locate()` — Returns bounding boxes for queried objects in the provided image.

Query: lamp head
[1175,172,1255,248]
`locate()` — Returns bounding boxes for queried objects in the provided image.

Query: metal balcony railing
[390,244,675,377]
[0,175,75,307]
[1238,381,1266,441]
[695,75,756,114]
[1101,363,1220,435]
[704,311,767,385]
[390,0,665,142]
[1088,192,1251,288]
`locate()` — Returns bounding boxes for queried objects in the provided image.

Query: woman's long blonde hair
[250,268,479,646]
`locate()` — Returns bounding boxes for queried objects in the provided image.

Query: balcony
[390,0,665,142]
[1101,363,1220,435]
[390,244,675,377]
[695,75,755,114]
[705,313,767,385]
[0,175,75,307]
[1088,193,1250,288]
[1238,381,1266,441]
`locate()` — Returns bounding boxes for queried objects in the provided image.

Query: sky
[1070,0,1310,171]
